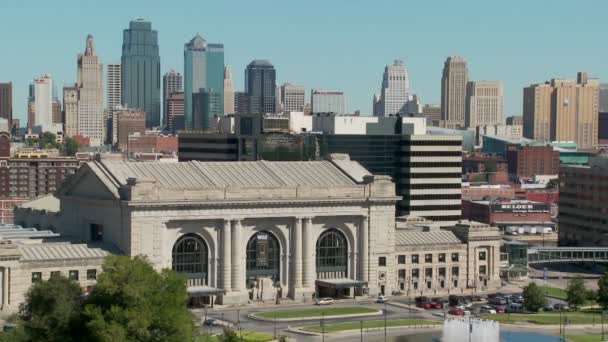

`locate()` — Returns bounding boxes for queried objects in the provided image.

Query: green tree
[63,138,80,156]
[597,273,608,309]
[83,255,195,342]
[17,275,85,342]
[522,282,547,312]
[566,277,587,310]
[39,132,59,149]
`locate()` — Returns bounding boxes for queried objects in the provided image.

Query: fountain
[441,317,500,342]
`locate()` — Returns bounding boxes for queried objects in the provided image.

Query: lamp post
[322,312,325,342]
[384,301,387,341]
[360,320,363,342]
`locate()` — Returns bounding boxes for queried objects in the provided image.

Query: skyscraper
[63,85,78,137]
[375,60,409,117]
[224,65,234,114]
[0,83,12,128]
[166,92,185,133]
[465,81,504,128]
[163,70,182,126]
[245,60,276,114]
[33,74,54,133]
[184,34,224,129]
[311,90,346,114]
[441,56,468,127]
[523,72,599,148]
[280,83,305,112]
[77,34,104,146]
[107,64,121,112]
[121,19,161,128]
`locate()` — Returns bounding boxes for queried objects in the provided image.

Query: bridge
[528,247,608,264]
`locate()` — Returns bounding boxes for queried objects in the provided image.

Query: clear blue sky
[1,0,606,124]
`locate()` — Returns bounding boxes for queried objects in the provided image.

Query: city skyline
[1,0,607,124]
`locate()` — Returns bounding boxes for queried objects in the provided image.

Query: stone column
[0,267,4,309]
[292,217,303,290]
[302,217,313,288]
[231,219,242,292]
[222,220,232,292]
[359,216,369,282]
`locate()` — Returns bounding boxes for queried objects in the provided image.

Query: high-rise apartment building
[33,74,54,133]
[107,64,121,112]
[523,72,599,148]
[76,35,104,146]
[184,35,224,130]
[311,90,346,114]
[234,92,249,114]
[116,108,146,151]
[166,92,184,133]
[374,60,409,116]
[245,60,276,114]
[224,65,234,114]
[163,70,182,126]
[441,56,468,127]
[121,19,161,128]
[52,101,62,125]
[0,83,12,127]
[465,81,504,128]
[63,86,78,137]
[281,83,305,112]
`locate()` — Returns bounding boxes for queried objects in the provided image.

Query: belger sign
[491,203,550,214]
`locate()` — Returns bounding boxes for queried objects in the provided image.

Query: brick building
[0,132,10,158]
[462,199,552,227]
[0,198,28,223]
[116,109,145,151]
[462,154,507,174]
[0,157,81,198]
[506,145,560,179]
[462,185,516,200]
[127,134,178,155]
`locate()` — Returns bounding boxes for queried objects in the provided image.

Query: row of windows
[401,162,462,168]
[178,147,238,154]
[401,151,462,157]
[403,173,462,179]
[420,215,463,222]
[397,267,458,279]
[31,269,97,283]
[397,253,460,264]
[406,194,462,200]
[407,183,461,189]
[179,137,239,144]
[402,205,462,211]
[400,140,462,146]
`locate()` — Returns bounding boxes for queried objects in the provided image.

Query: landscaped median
[199,331,275,342]
[300,319,440,333]
[249,307,381,321]
[481,310,604,325]
[566,333,606,342]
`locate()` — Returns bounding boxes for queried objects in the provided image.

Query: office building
[116,108,146,151]
[121,19,161,128]
[281,83,305,112]
[465,81,503,128]
[475,124,522,147]
[184,34,224,129]
[422,104,441,123]
[599,84,608,113]
[224,65,234,114]
[33,74,56,133]
[76,35,104,146]
[523,72,599,148]
[0,83,12,127]
[107,64,121,112]
[441,56,468,127]
[311,90,346,114]
[506,145,560,179]
[234,92,249,115]
[163,70,182,125]
[0,157,80,198]
[374,60,409,116]
[559,156,608,246]
[63,86,78,137]
[506,116,523,126]
[52,101,62,125]
[166,92,185,133]
[245,60,276,114]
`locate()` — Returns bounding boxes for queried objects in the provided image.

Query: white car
[480,305,497,314]
[376,295,388,303]
[315,298,334,305]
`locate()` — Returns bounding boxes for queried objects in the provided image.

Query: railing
[528,247,608,264]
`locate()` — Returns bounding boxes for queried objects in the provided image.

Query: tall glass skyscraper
[184,34,224,130]
[245,60,276,114]
[121,19,161,128]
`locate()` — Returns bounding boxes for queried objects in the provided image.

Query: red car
[448,309,465,316]
[431,302,444,309]
[492,305,506,313]
[416,302,432,309]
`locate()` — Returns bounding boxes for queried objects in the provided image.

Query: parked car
[507,303,524,313]
[448,309,465,316]
[415,296,431,303]
[376,295,388,303]
[203,319,233,328]
[489,297,507,306]
[513,295,525,304]
[479,305,497,314]
[553,303,570,311]
[448,295,461,307]
[315,298,334,305]
[416,302,432,309]
[431,301,444,309]
[492,305,506,313]
[543,305,554,312]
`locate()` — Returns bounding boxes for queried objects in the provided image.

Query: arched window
[316,229,348,279]
[246,231,280,287]
[172,234,208,286]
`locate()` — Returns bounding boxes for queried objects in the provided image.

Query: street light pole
[360,320,363,342]
[384,301,387,341]
[322,312,325,342]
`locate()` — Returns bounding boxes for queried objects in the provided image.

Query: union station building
[1,155,501,310]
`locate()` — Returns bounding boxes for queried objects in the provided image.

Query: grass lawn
[539,285,567,299]
[253,306,378,320]
[200,331,274,342]
[567,333,605,342]
[301,319,439,333]
[481,311,603,325]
